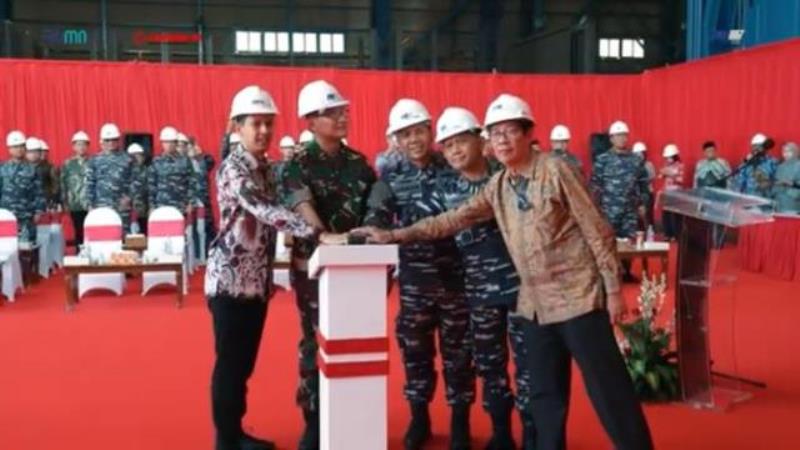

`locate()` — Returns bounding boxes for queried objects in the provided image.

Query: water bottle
[646,225,655,242]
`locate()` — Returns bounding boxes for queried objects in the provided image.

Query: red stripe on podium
[317,332,389,355]
[317,357,389,378]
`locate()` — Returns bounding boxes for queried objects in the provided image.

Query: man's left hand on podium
[319,232,348,245]
[350,226,395,244]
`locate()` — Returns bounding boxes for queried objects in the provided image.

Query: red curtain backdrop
[640,39,800,188]
[739,216,800,282]
[1,38,799,187]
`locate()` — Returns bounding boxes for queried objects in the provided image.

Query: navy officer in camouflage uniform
[127,143,149,233]
[590,120,649,281]
[432,107,535,450]
[148,126,196,216]
[365,98,474,450]
[280,80,376,450]
[85,123,133,229]
[1,132,46,241]
[549,124,582,173]
[188,139,216,255]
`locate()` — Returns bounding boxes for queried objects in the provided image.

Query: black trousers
[662,211,682,240]
[208,295,268,441]
[521,310,653,450]
[135,216,148,235]
[70,210,88,247]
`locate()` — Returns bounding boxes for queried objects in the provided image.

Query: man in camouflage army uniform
[177,132,190,157]
[85,123,133,229]
[365,99,474,450]
[431,107,534,450]
[148,126,196,216]
[127,143,149,234]
[273,135,297,184]
[60,131,92,246]
[188,140,216,255]
[34,140,60,208]
[280,80,376,450]
[590,120,649,281]
[375,128,403,174]
[1,133,46,242]
[549,124,582,173]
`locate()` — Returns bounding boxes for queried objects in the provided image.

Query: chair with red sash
[194,201,207,266]
[0,209,24,302]
[143,206,188,295]
[79,207,125,299]
[48,210,65,270]
[35,211,52,278]
[184,212,196,275]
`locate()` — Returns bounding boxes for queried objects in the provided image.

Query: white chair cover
[48,211,65,269]
[35,212,51,278]
[78,208,124,298]
[195,202,207,266]
[0,209,24,302]
[185,221,196,274]
[142,207,188,295]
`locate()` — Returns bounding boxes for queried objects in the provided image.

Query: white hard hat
[100,123,121,140]
[751,133,767,146]
[632,141,647,153]
[229,133,241,145]
[127,143,144,155]
[177,132,189,143]
[40,139,49,151]
[6,130,26,147]
[230,85,279,119]
[662,144,680,158]
[609,120,630,135]
[550,124,571,141]
[279,135,296,148]
[435,107,481,143]
[160,126,178,142]
[71,130,90,143]
[25,137,42,151]
[387,99,431,135]
[484,94,535,129]
[299,129,314,144]
[297,80,349,118]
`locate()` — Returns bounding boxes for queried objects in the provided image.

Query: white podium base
[320,375,387,450]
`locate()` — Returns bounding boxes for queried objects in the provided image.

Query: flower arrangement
[617,272,680,402]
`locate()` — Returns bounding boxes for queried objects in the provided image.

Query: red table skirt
[739,215,800,282]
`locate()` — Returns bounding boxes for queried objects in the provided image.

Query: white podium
[309,244,398,450]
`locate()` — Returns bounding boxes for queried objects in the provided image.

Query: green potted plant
[617,272,680,402]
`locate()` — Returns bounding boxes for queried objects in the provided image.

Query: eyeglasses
[489,127,524,142]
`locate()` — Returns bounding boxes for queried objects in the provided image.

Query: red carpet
[1,259,799,449]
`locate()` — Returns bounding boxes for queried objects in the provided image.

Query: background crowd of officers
[2,124,216,255]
